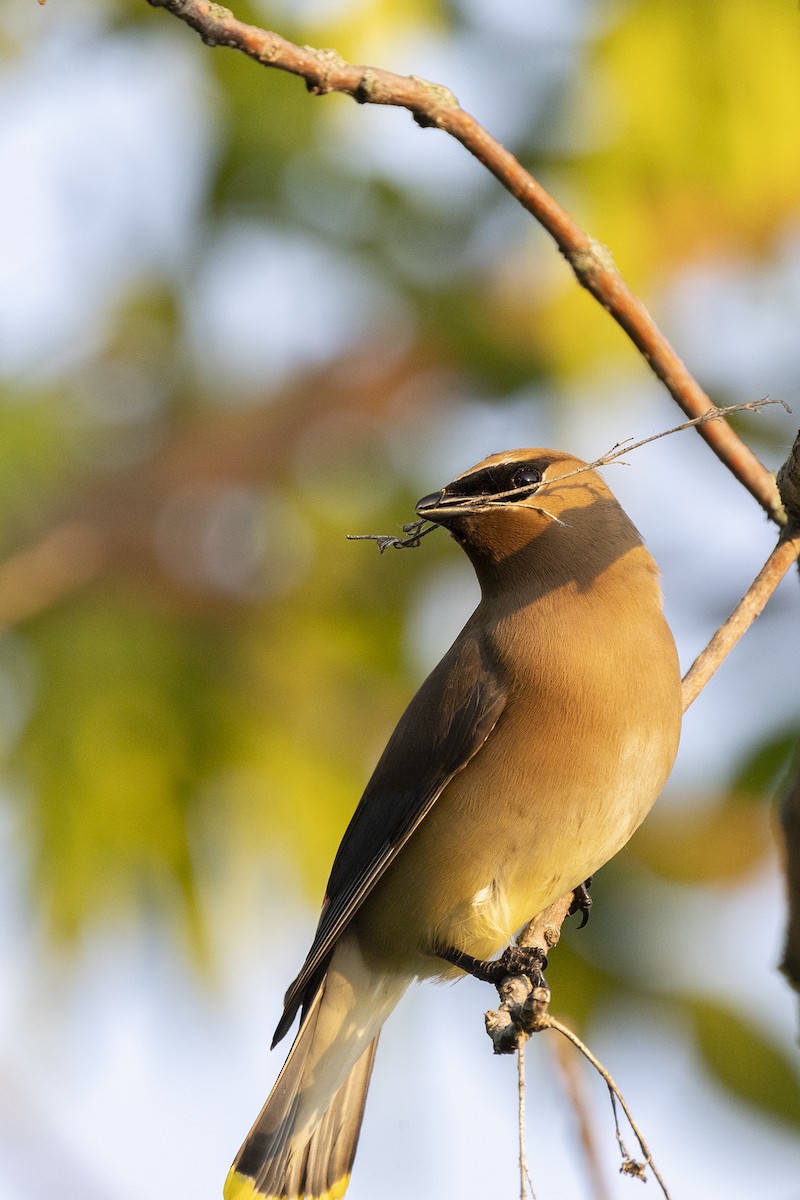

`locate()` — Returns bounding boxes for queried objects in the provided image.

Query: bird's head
[416,448,648,594]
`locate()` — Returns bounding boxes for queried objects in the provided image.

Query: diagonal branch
[147,0,782,524]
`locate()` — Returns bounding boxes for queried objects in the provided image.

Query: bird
[224,447,682,1200]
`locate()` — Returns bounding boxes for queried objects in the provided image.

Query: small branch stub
[567,237,617,286]
[485,977,551,1055]
[484,891,574,1054]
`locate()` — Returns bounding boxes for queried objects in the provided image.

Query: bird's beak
[415,489,472,523]
[415,490,447,517]
[416,487,498,523]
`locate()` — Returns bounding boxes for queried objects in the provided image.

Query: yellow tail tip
[224,1169,259,1200]
[223,1167,350,1200]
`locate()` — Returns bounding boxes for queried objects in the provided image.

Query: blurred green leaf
[211,46,317,215]
[690,998,800,1128]
[0,393,84,544]
[17,593,233,945]
[729,728,800,801]
[629,798,771,884]
[630,727,800,883]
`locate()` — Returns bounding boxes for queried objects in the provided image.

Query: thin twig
[582,397,786,484]
[544,1017,672,1200]
[607,1091,646,1183]
[346,519,438,553]
[428,399,786,510]
[348,400,786,548]
[517,1040,534,1200]
[146,0,783,523]
[488,976,671,1197]
[681,530,800,711]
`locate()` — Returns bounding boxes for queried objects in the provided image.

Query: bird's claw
[569,876,593,928]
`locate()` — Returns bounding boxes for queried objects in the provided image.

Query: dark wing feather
[273,629,507,1045]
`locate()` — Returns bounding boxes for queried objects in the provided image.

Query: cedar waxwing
[225,448,682,1200]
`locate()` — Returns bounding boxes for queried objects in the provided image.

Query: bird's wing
[273,629,507,1045]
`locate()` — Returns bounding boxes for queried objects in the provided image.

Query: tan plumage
[225,448,682,1200]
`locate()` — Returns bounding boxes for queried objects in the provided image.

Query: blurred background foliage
[1,0,800,1197]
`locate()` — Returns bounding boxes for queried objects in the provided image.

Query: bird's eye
[511,467,542,490]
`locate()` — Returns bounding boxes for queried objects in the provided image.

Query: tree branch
[146,0,782,525]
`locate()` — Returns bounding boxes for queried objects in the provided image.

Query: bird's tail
[225,932,405,1200]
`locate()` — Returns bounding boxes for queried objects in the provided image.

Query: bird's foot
[438,943,548,990]
[569,876,593,928]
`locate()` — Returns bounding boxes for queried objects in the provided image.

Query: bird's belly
[354,715,675,978]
